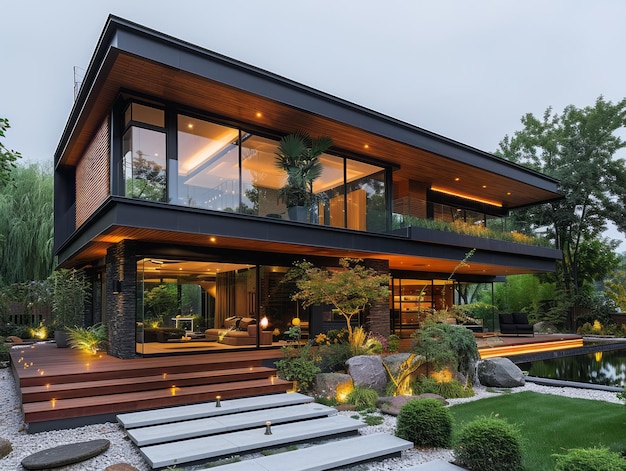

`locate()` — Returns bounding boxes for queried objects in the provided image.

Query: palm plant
[275,132,332,210]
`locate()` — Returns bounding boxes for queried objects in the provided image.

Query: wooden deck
[10,342,291,432]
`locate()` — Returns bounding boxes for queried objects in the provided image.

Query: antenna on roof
[73,66,85,100]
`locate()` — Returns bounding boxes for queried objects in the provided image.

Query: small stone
[105,464,140,471]
[0,437,12,458]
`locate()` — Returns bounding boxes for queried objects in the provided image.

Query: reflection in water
[524,348,626,387]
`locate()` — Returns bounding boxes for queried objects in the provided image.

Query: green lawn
[449,391,626,471]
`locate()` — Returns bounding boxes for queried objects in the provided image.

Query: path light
[265,421,272,435]
[215,395,221,407]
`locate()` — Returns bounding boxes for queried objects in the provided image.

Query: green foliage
[413,323,479,383]
[315,342,352,373]
[144,284,179,319]
[362,414,384,426]
[553,447,626,471]
[50,269,91,329]
[285,258,389,336]
[0,162,53,286]
[454,416,523,471]
[412,376,474,399]
[274,344,320,393]
[346,386,378,410]
[260,445,298,456]
[0,341,10,362]
[605,268,626,312]
[66,323,107,354]
[497,97,626,310]
[0,117,22,188]
[275,132,332,208]
[617,386,626,404]
[396,398,453,448]
[386,334,400,353]
[314,396,339,407]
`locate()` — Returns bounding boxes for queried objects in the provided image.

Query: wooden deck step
[207,433,414,471]
[21,366,277,402]
[139,415,366,469]
[117,392,313,428]
[17,356,267,388]
[22,378,292,424]
[128,403,337,446]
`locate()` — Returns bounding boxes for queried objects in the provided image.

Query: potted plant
[50,269,91,347]
[275,132,333,221]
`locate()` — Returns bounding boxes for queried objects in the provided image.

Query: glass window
[122,127,167,202]
[125,103,165,128]
[176,115,240,211]
[346,160,387,232]
[240,134,284,217]
[315,154,345,228]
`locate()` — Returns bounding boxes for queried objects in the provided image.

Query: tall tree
[0,163,54,285]
[0,118,22,188]
[497,96,626,323]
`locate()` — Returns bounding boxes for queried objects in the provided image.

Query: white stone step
[117,392,313,428]
[128,402,337,446]
[140,415,366,469]
[403,459,466,470]
[196,433,414,471]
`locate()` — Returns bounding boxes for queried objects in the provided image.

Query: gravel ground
[0,362,622,471]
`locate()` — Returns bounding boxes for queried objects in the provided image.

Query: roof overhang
[55,15,561,211]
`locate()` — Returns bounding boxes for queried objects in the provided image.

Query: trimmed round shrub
[454,416,522,471]
[553,447,626,471]
[396,398,453,447]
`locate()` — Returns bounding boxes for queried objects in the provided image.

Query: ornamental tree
[286,258,390,337]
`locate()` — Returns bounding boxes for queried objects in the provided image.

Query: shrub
[66,323,107,354]
[386,334,400,353]
[0,341,10,363]
[396,398,453,447]
[275,344,320,393]
[617,386,626,404]
[454,416,522,471]
[346,386,378,410]
[413,376,474,399]
[553,447,626,471]
[316,342,352,373]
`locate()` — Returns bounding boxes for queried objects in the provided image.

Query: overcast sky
[2,0,625,241]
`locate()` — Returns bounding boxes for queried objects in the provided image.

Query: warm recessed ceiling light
[209,237,216,242]
[454,177,460,182]
[507,192,512,195]
[482,185,487,189]
[256,112,262,118]
[187,123,193,129]
[364,144,369,149]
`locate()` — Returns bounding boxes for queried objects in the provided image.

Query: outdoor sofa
[498,313,534,336]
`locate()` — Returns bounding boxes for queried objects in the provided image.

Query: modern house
[54,15,562,359]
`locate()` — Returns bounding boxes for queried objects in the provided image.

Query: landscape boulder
[313,373,353,399]
[477,357,525,388]
[105,464,140,471]
[346,355,387,393]
[534,321,559,334]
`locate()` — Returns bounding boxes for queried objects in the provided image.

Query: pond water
[521,347,626,387]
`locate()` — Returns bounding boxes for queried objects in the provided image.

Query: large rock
[478,358,525,388]
[313,373,353,400]
[346,355,387,393]
[534,321,559,334]
[0,437,12,459]
[21,439,110,470]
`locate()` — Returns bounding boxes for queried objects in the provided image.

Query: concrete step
[198,433,414,471]
[139,415,366,469]
[404,459,466,470]
[128,402,337,446]
[118,392,313,429]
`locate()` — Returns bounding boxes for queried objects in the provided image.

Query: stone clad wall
[106,240,138,359]
[363,258,390,337]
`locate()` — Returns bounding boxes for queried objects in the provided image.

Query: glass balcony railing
[391,199,552,248]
